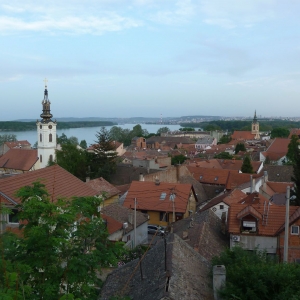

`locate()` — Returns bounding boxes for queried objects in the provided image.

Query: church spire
[40,78,53,123]
[253,110,258,123]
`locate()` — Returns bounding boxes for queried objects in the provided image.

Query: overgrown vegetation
[0,181,125,299]
[212,247,300,300]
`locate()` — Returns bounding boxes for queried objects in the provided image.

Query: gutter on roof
[0,191,18,206]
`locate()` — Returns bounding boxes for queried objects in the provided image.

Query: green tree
[241,155,254,173]
[235,143,246,154]
[57,133,69,145]
[286,135,299,164]
[1,181,123,300]
[157,127,170,135]
[214,152,233,159]
[171,154,187,165]
[271,127,290,139]
[0,134,17,145]
[204,124,222,131]
[79,139,87,149]
[218,135,232,144]
[179,127,195,131]
[290,136,300,205]
[56,143,89,181]
[92,127,118,181]
[68,136,79,145]
[212,247,300,300]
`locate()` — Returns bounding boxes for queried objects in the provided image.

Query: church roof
[231,131,256,140]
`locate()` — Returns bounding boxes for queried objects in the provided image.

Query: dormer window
[242,221,256,232]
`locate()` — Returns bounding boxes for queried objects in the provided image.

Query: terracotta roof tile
[0,164,98,204]
[228,203,299,236]
[123,181,194,213]
[86,177,121,198]
[101,213,123,234]
[231,131,256,140]
[288,128,300,139]
[0,149,38,171]
[187,166,237,185]
[4,140,31,148]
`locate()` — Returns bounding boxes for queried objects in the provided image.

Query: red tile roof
[288,128,300,139]
[187,166,237,185]
[86,177,121,198]
[123,181,194,213]
[0,164,98,205]
[4,140,31,148]
[228,203,299,236]
[231,131,255,140]
[101,213,123,234]
[265,138,290,155]
[225,172,261,190]
[0,149,38,171]
[266,182,294,195]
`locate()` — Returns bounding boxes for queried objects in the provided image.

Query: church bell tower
[37,79,57,168]
[251,110,260,140]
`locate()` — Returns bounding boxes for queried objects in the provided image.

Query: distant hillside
[0,121,117,131]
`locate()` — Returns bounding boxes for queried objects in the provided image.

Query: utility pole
[284,186,290,262]
[134,198,137,248]
[171,190,175,223]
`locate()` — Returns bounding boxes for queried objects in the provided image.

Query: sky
[1,0,300,120]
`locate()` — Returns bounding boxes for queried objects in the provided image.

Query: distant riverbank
[0,121,116,132]
[7,124,182,146]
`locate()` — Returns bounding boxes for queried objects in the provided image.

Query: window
[49,155,53,162]
[242,221,256,232]
[40,133,42,142]
[127,235,131,242]
[291,226,299,235]
[160,212,169,222]
[8,209,19,224]
[160,192,167,200]
[220,205,224,210]
[49,133,52,142]
[40,155,42,163]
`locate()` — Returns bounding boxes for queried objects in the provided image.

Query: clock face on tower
[48,125,52,129]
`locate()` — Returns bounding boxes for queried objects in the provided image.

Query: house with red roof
[86,177,121,207]
[260,138,290,165]
[227,199,300,262]
[288,128,300,139]
[0,140,31,156]
[123,180,197,226]
[0,149,39,174]
[102,203,148,248]
[0,164,98,234]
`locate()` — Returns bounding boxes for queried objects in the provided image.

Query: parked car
[148,225,165,235]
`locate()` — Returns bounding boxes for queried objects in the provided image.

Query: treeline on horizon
[0,121,116,131]
[180,120,300,132]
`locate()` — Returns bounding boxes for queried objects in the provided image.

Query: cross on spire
[43,78,48,88]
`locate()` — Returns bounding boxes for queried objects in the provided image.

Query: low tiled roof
[225,172,262,190]
[264,182,294,196]
[200,189,246,211]
[172,210,228,261]
[101,213,123,235]
[266,138,290,155]
[262,165,293,182]
[231,131,255,140]
[288,128,300,139]
[102,203,148,233]
[146,136,194,144]
[277,207,300,234]
[196,137,215,145]
[228,203,299,236]
[261,151,286,161]
[0,149,38,171]
[4,140,31,148]
[86,177,121,198]
[101,234,213,300]
[0,164,98,205]
[123,181,194,213]
[109,164,161,185]
[187,166,237,185]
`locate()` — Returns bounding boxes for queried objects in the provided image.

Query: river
[6,124,182,146]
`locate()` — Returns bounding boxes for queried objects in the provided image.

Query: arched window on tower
[49,133,52,142]
[40,133,42,142]
[40,155,42,163]
[49,155,53,162]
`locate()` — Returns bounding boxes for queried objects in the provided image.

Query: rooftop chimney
[155,176,160,186]
[139,173,144,181]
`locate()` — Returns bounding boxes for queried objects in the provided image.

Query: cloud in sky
[1,0,300,119]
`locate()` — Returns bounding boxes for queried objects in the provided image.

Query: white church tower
[37,80,57,168]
